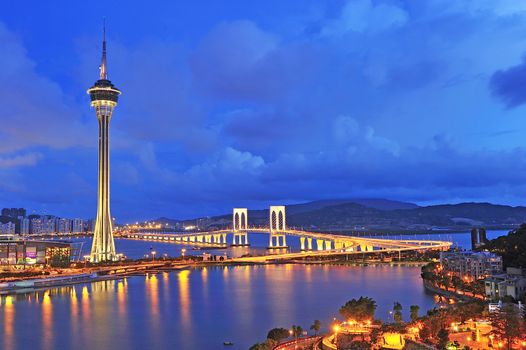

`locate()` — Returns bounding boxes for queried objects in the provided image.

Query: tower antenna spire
[100,18,107,80]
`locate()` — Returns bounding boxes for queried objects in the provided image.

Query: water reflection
[178,270,192,329]
[117,279,127,318]
[81,286,90,322]
[42,291,53,350]
[0,264,438,350]
[3,295,14,350]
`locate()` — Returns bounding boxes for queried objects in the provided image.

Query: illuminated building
[72,218,84,233]
[0,237,71,265]
[20,218,29,234]
[440,251,502,279]
[87,23,121,262]
[0,222,15,234]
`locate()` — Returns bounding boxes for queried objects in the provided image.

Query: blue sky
[2,0,526,221]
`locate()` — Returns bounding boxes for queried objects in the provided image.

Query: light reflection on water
[0,264,439,349]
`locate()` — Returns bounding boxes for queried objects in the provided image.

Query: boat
[223,341,234,346]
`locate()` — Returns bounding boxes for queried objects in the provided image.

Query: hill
[154,200,526,232]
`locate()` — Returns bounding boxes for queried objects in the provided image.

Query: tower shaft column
[91,112,116,262]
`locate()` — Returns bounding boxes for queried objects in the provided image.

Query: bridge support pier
[316,239,324,251]
[232,232,249,246]
[268,234,287,249]
[325,240,332,250]
[299,237,313,251]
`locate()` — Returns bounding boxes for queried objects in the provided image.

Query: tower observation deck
[87,23,121,262]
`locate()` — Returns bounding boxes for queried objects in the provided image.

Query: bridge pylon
[268,206,287,249]
[232,208,249,246]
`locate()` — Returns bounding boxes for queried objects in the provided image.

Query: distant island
[153,199,526,233]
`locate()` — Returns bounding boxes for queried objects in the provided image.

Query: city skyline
[2,1,526,221]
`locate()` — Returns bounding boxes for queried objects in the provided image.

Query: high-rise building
[30,218,42,234]
[0,222,15,234]
[56,218,72,233]
[1,208,26,218]
[87,24,121,262]
[72,218,84,233]
[41,216,56,234]
[20,218,30,235]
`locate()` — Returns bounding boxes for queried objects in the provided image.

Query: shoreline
[422,281,481,301]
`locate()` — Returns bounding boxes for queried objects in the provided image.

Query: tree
[310,319,321,335]
[471,280,485,298]
[249,342,269,350]
[410,305,420,322]
[482,224,526,267]
[348,340,372,350]
[489,303,526,350]
[393,302,403,323]
[291,325,303,339]
[339,296,377,322]
[440,274,451,291]
[419,323,431,342]
[451,276,463,292]
[437,328,449,350]
[266,328,289,342]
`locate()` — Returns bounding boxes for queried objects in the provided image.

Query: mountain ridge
[153,200,526,232]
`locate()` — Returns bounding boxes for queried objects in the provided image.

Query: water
[2,229,509,349]
[0,264,438,350]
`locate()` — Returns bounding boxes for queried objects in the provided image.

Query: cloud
[322,0,408,35]
[490,56,526,108]
[191,20,323,102]
[4,1,526,220]
[0,152,41,168]
[0,22,90,154]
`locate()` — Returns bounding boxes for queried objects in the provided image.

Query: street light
[181,248,186,259]
[333,325,340,345]
[83,255,90,267]
[151,251,156,261]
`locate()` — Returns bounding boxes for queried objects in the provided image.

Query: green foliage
[489,303,526,350]
[437,328,449,350]
[451,276,463,291]
[291,325,303,338]
[339,296,377,322]
[310,319,321,335]
[266,328,289,342]
[393,302,403,323]
[410,305,420,322]
[249,342,269,350]
[482,223,526,267]
[421,262,439,281]
[347,340,372,350]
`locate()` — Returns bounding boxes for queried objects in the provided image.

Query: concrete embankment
[422,281,478,301]
[0,262,191,294]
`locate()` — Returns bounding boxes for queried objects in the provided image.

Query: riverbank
[422,281,481,301]
[0,257,435,294]
[0,261,191,295]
